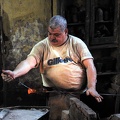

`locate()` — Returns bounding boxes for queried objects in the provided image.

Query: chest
[43,44,81,68]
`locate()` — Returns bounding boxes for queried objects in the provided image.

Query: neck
[59,35,69,46]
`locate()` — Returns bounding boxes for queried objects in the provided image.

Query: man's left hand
[86,87,103,102]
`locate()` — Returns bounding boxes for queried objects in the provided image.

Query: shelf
[90,36,116,45]
[95,20,113,24]
[89,44,118,50]
[68,22,85,26]
[97,72,118,76]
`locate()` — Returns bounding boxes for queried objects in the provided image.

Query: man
[1,15,103,120]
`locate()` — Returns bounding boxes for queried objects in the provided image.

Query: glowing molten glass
[28,88,36,94]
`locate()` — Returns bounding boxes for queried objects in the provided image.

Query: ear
[65,28,68,34]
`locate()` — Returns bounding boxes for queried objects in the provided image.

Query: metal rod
[99,93,120,96]
[18,82,120,97]
[41,91,120,97]
[19,82,30,89]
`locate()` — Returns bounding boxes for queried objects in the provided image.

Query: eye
[54,33,61,37]
[48,31,51,35]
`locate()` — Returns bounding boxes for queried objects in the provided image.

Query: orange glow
[28,88,36,94]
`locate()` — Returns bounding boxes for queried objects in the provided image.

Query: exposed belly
[44,62,86,90]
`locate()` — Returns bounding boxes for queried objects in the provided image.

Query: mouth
[51,39,58,43]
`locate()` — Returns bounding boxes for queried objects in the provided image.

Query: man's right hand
[1,70,15,82]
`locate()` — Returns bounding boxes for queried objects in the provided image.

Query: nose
[49,34,56,40]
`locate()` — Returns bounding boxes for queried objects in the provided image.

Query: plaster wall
[0,0,52,90]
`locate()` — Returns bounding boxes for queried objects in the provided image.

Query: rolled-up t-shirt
[28,35,93,91]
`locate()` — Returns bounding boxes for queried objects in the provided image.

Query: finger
[4,77,13,82]
[96,98,100,102]
[3,74,14,82]
[86,90,90,96]
[95,94,103,99]
[8,75,14,79]
[2,75,8,80]
[96,97,102,102]
[1,73,7,77]
[95,95,104,102]
[99,95,103,99]
[2,70,11,75]
[1,73,4,76]
[2,70,8,74]
[1,74,8,79]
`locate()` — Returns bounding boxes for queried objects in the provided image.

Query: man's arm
[1,56,37,81]
[83,58,97,89]
[83,58,103,102]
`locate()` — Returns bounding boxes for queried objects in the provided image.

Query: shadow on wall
[0,6,12,106]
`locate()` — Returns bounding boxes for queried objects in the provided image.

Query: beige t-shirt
[28,35,93,91]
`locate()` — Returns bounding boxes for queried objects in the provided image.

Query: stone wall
[0,0,52,92]
[61,97,97,120]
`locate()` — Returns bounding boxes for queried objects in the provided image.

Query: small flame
[28,88,36,94]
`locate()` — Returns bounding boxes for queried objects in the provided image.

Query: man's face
[48,27,68,47]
